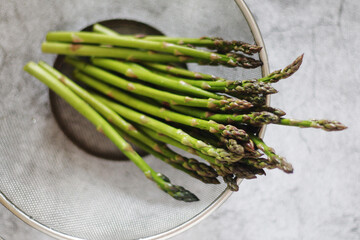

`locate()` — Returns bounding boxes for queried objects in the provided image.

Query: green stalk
[179,126,224,148]
[278,118,347,131]
[258,54,304,83]
[73,70,249,141]
[42,42,193,62]
[92,23,120,36]
[91,94,244,163]
[66,58,253,111]
[91,58,221,99]
[93,24,262,55]
[151,70,277,94]
[168,105,279,126]
[46,31,262,68]
[143,62,221,80]
[115,127,220,184]
[250,135,293,174]
[25,61,198,202]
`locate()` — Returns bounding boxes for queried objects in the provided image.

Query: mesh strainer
[0,0,269,239]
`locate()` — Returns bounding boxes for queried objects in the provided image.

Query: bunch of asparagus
[24,24,346,202]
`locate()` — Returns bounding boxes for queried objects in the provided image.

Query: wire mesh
[0,0,264,239]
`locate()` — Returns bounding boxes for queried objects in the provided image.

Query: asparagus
[92,94,244,163]
[46,32,262,68]
[42,42,194,62]
[66,58,253,111]
[204,80,277,94]
[223,175,239,191]
[145,54,302,86]
[278,118,347,131]
[143,62,221,80]
[168,105,280,126]
[250,135,293,173]
[219,137,245,155]
[224,52,262,69]
[151,70,277,94]
[258,54,304,83]
[204,37,262,55]
[74,70,250,142]
[91,58,221,99]
[249,106,286,117]
[180,126,225,149]
[230,163,261,180]
[24,61,198,202]
[116,127,220,184]
[92,23,120,36]
[93,23,262,55]
[170,103,286,125]
[233,94,267,106]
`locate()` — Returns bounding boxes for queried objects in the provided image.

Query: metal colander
[0,0,269,239]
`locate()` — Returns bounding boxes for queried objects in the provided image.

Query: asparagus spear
[250,135,293,173]
[92,23,120,36]
[179,126,225,148]
[115,127,220,184]
[42,42,193,62]
[232,94,267,106]
[46,32,262,68]
[66,58,253,111]
[73,70,249,142]
[278,118,347,131]
[24,61,198,202]
[151,70,277,94]
[144,54,302,85]
[224,52,262,69]
[168,105,279,126]
[258,54,304,83]
[93,23,262,55]
[91,58,221,99]
[91,94,244,163]
[219,137,245,155]
[143,62,221,80]
[229,164,260,180]
[249,106,286,117]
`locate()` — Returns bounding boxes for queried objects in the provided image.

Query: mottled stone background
[0,0,359,239]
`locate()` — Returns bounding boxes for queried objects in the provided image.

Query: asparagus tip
[318,120,347,131]
[223,175,239,192]
[221,125,249,141]
[279,160,294,174]
[170,185,200,202]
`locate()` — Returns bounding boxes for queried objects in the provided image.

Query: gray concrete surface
[1,0,359,239]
